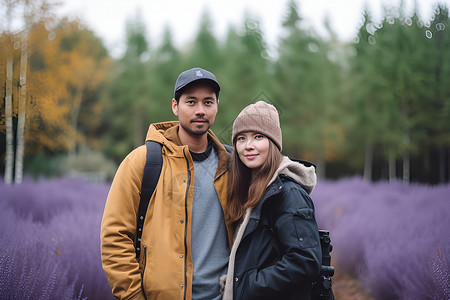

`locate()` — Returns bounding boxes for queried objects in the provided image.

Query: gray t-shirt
[191,147,229,300]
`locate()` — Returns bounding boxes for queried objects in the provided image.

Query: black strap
[135,141,163,259]
[290,157,316,169]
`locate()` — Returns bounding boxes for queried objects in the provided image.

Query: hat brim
[175,78,220,94]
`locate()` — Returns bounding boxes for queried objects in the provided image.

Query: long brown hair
[227,138,283,224]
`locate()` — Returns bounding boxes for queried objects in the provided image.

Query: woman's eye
[237,136,245,141]
[255,135,264,139]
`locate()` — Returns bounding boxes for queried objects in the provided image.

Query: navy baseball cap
[173,67,220,98]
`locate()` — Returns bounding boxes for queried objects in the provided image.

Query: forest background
[1,0,449,185]
[1,1,450,299]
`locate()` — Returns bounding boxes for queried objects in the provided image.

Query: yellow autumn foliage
[1,19,110,154]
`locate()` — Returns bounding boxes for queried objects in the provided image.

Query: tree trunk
[402,132,410,183]
[448,148,450,183]
[363,141,373,181]
[439,148,445,183]
[388,150,396,182]
[68,87,83,161]
[14,29,28,184]
[315,152,326,179]
[5,54,14,184]
[402,153,410,184]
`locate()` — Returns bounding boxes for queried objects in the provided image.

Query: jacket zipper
[183,149,191,300]
[141,246,148,300]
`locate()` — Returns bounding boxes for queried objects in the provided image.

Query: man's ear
[172,99,179,117]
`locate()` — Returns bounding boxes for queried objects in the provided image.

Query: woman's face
[235,131,270,170]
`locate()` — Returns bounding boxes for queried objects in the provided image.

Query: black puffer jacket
[223,157,322,300]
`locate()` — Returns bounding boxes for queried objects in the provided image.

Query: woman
[222,101,322,300]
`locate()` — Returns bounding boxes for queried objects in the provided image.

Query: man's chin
[191,129,209,136]
[181,124,210,136]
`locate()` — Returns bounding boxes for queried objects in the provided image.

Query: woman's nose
[245,139,255,149]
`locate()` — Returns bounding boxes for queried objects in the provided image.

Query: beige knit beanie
[232,101,282,151]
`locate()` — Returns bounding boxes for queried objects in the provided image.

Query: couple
[101,68,322,300]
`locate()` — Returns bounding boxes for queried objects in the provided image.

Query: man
[101,68,233,300]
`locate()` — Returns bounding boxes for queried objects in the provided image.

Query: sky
[56,0,448,58]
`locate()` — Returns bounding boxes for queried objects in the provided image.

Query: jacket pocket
[293,208,319,249]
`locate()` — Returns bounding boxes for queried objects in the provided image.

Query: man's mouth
[192,119,208,124]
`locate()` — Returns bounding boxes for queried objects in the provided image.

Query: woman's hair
[227,137,283,224]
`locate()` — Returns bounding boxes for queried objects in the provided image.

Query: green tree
[348,9,405,181]
[147,26,183,122]
[372,6,437,182]
[427,4,450,183]
[275,0,346,177]
[102,16,151,162]
[346,10,377,180]
[217,16,273,144]
[185,10,223,72]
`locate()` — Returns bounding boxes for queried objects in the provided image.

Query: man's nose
[195,103,206,115]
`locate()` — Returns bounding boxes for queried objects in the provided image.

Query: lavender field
[0,177,449,299]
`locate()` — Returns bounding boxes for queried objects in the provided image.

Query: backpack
[134,141,334,300]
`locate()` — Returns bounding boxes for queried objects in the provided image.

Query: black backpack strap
[135,141,163,259]
[290,157,316,169]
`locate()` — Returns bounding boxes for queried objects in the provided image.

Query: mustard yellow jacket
[101,121,233,300]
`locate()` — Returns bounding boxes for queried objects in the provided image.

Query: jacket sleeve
[241,186,322,299]
[100,148,147,300]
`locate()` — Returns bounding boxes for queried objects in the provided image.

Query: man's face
[172,83,218,137]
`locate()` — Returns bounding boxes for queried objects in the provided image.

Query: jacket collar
[248,175,286,224]
[268,156,317,195]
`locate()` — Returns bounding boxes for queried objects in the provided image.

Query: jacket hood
[145,121,182,149]
[268,156,317,195]
[145,121,230,178]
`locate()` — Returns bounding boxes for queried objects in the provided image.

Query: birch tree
[4,52,14,184]
[1,0,18,183]
[14,24,28,183]
[1,0,56,183]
